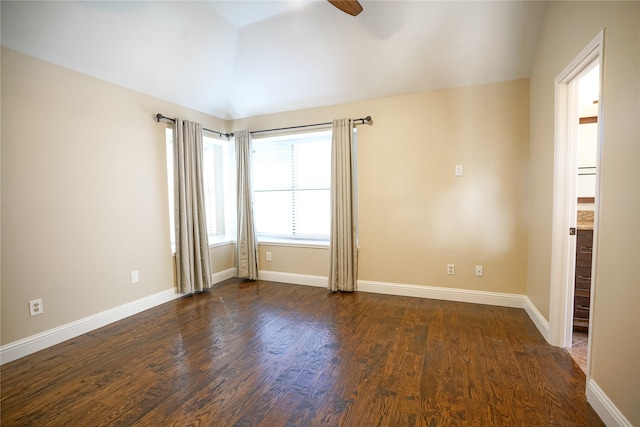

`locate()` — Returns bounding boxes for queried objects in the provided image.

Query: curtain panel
[235,130,259,280]
[329,118,358,292]
[173,119,213,294]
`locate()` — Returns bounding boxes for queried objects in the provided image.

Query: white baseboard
[0,268,237,365]
[0,288,179,365]
[587,379,633,427]
[524,296,550,342]
[212,267,237,284]
[258,271,524,308]
[258,270,328,288]
[358,279,525,308]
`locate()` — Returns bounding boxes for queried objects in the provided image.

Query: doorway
[566,64,599,372]
[548,31,604,379]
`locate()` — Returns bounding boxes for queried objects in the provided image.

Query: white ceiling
[1,1,548,120]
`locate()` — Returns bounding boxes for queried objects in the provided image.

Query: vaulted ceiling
[1,1,548,120]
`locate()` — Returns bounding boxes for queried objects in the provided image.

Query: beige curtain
[329,118,358,292]
[173,119,212,294]
[235,130,259,280]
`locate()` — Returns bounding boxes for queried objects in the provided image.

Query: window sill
[209,236,236,248]
[172,236,328,255]
[171,236,235,256]
[258,237,329,249]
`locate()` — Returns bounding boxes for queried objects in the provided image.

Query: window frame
[165,128,236,253]
[251,128,333,245]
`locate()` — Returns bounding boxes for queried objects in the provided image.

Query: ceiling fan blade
[328,0,363,16]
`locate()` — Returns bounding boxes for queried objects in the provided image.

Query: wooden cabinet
[573,229,593,332]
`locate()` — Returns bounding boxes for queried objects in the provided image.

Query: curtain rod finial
[155,113,163,122]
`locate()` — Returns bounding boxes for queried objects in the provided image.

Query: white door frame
[549,30,604,357]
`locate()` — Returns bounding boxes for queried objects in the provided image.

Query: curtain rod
[250,116,372,135]
[155,114,234,138]
[156,113,373,138]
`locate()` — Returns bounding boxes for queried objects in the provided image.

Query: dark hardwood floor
[1,279,603,426]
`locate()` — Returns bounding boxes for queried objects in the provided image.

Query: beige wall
[210,243,235,275]
[236,79,530,294]
[0,48,229,344]
[258,244,329,277]
[527,2,639,424]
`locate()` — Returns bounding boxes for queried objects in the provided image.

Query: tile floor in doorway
[567,331,589,373]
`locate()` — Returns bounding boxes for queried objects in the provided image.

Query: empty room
[1,1,638,426]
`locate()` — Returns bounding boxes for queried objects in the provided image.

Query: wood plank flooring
[1,279,603,426]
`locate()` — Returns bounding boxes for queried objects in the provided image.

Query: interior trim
[586,379,633,427]
[549,29,604,349]
[258,270,525,308]
[358,279,524,308]
[523,297,550,341]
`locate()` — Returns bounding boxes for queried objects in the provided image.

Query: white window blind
[252,130,331,240]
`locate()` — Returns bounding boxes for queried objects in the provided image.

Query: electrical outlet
[131,270,139,284]
[266,251,272,262]
[447,264,455,275]
[29,299,44,317]
[455,164,463,177]
[475,265,484,277]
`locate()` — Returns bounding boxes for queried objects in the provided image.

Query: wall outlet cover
[29,298,44,317]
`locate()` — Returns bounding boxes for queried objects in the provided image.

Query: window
[252,130,332,241]
[166,129,235,251]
